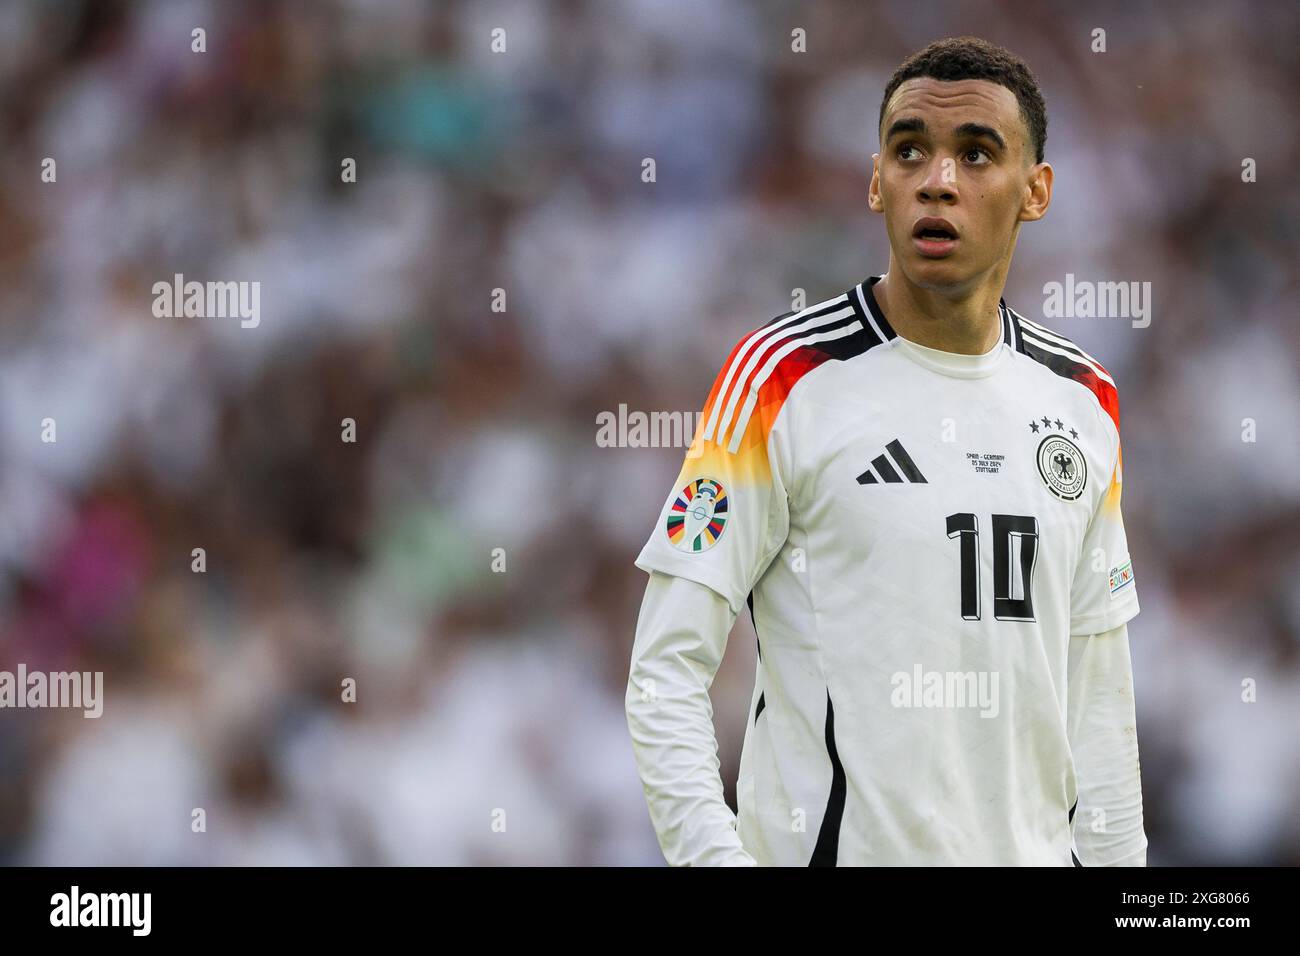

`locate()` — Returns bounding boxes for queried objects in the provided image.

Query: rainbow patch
[666,478,729,552]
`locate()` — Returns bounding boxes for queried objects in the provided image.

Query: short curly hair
[879,37,1047,164]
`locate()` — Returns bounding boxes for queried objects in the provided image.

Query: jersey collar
[855,274,1011,379]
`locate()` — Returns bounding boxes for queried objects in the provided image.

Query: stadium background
[0,0,1297,865]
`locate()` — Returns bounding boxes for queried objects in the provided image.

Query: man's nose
[916,158,958,203]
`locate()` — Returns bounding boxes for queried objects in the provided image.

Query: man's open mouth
[912,218,959,257]
[912,218,958,241]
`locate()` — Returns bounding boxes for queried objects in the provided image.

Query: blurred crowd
[0,0,1297,865]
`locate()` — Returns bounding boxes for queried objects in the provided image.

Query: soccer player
[626,37,1147,866]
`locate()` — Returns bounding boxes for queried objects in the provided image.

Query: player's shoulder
[1005,302,1122,434]
[696,280,889,455]
[699,281,887,454]
[733,283,874,359]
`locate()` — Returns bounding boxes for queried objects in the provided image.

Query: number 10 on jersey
[945,513,1039,622]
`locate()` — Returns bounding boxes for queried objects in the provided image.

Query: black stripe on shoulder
[1013,309,1118,410]
[1002,300,1029,355]
[751,284,892,381]
[764,309,871,364]
[1021,334,1091,384]
[849,275,897,347]
[1013,309,1104,369]
[771,290,885,366]
[1012,310,1093,371]
[760,294,850,329]
[808,317,878,362]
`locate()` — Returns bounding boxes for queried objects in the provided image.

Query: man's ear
[1018,161,1053,223]
[868,152,884,214]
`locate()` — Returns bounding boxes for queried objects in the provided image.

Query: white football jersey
[635,274,1140,866]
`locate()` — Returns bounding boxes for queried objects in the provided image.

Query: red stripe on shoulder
[1019,326,1121,433]
[1073,364,1120,433]
[706,330,839,452]
[747,343,837,438]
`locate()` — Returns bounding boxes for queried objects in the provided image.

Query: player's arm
[626,324,796,866]
[1066,621,1148,866]
[626,571,756,866]
[1066,387,1146,865]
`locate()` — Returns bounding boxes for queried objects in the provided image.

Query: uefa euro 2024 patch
[666,477,728,553]
[1109,558,1135,595]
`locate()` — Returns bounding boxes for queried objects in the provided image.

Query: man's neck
[873,267,1006,355]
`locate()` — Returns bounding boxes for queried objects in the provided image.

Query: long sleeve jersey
[626,275,1147,866]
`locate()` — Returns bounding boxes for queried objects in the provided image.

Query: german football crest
[1036,434,1087,500]
[666,478,728,552]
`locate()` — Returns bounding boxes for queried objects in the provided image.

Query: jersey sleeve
[1066,621,1147,865]
[634,331,794,617]
[1070,419,1140,636]
[625,570,759,866]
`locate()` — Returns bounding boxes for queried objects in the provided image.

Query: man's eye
[964,147,991,164]
[897,144,921,161]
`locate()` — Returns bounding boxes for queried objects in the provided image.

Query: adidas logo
[856,439,928,484]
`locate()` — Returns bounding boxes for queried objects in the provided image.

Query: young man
[626,37,1147,866]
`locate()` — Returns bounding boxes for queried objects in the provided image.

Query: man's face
[869,77,1051,294]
